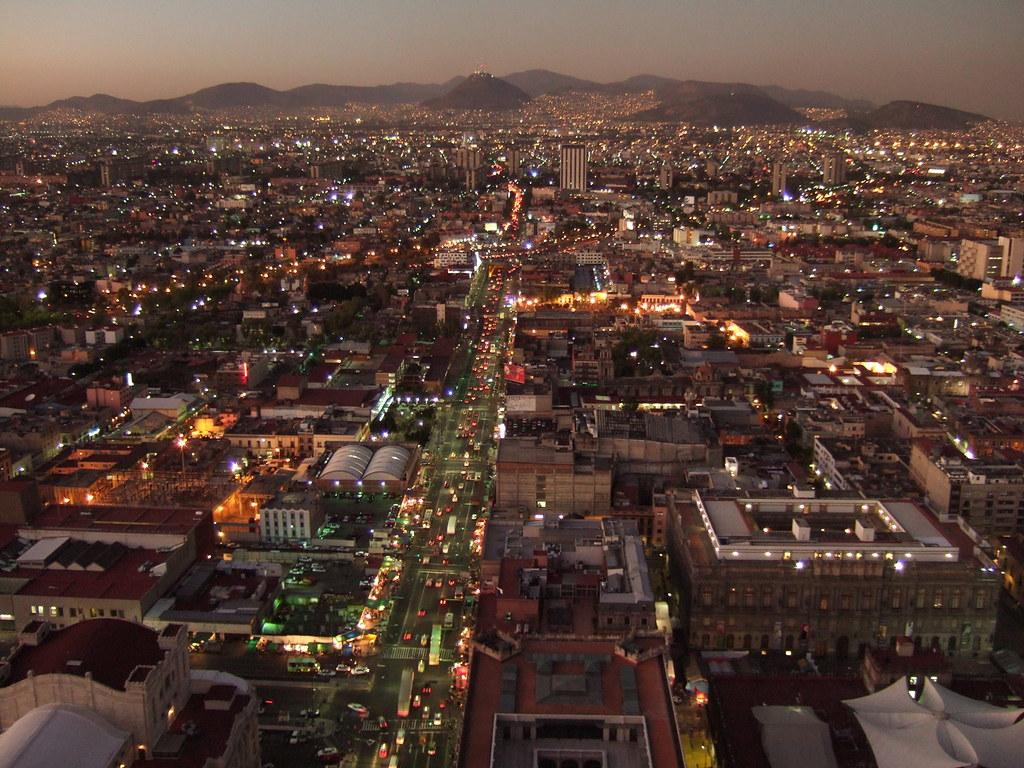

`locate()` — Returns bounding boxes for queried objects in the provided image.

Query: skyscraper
[770,160,788,199]
[559,143,587,192]
[506,147,521,177]
[822,152,847,186]
[658,160,674,190]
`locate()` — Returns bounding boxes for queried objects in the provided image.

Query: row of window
[701,586,988,611]
[29,605,126,619]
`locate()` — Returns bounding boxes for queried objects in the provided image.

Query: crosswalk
[381,647,426,660]
[361,720,446,733]
[379,647,456,663]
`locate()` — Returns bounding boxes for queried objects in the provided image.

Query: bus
[443,612,455,630]
[429,624,442,666]
[446,515,457,536]
[397,668,414,717]
[287,656,318,674]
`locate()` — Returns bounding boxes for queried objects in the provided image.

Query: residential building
[559,143,587,192]
[259,490,323,543]
[908,440,1024,538]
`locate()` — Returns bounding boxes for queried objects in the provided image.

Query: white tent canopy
[751,706,839,768]
[844,678,1024,768]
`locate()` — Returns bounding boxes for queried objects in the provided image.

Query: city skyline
[4,0,1024,120]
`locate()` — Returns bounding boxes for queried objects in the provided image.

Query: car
[347,703,369,717]
[378,741,389,760]
[300,708,320,718]
[316,746,340,763]
[421,705,431,720]
[351,666,371,676]
[396,728,406,746]
[420,634,429,647]
[412,694,421,709]
[403,632,413,641]
[421,684,432,694]
[418,658,426,673]
[417,608,427,617]
[288,730,308,745]
[433,711,442,726]
[427,742,438,756]
[378,716,389,731]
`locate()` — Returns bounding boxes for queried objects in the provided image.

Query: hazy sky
[3,0,1023,119]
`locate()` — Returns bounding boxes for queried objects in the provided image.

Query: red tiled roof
[4,619,164,690]
[31,504,207,537]
[11,546,168,601]
[460,636,681,768]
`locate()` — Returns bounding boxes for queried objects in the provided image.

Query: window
[890,588,902,610]
[762,589,773,609]
[933,590,944,609]
[700,587,713,608]
[950,589,961,610]
[743,587,755,609]
[726,589,738,608]
[975,590,986,610]
[839,593,851,611]
[915,588,926,609]
[819,595,829,612]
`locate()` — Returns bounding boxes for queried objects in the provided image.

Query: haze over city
[1,3,1024,768]
[4,0,1024,120]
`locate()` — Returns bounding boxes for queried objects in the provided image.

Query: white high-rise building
[559,143,587,192]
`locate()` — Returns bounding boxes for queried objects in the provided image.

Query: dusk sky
[4,0,1023,120]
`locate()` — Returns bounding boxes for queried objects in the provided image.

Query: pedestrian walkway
[380,646,456,663]
[361,719,446,733]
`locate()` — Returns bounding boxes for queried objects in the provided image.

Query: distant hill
[864,100,989,129]
[634,81,803,125]
[48,93,141,113]
[0,72,990,123]
[758,85,874,112]
[421,72,530,111]
[501,69,601,97]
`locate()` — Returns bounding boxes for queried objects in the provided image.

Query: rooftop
[3,619,165,690]
[695,493,968,563]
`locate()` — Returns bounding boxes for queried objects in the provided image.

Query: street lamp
[176,435,187,478]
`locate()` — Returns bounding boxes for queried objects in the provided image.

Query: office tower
[770,160,788,199]
[559,143,587,192]
[658,160,674,190]
[455,147,482,171]
[823,152,847,185]
[705,158,719,178]
[506,147,521,177]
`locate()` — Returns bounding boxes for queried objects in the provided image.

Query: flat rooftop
[695,494,967,563]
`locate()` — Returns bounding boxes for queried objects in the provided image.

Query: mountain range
[0,69,992,129]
